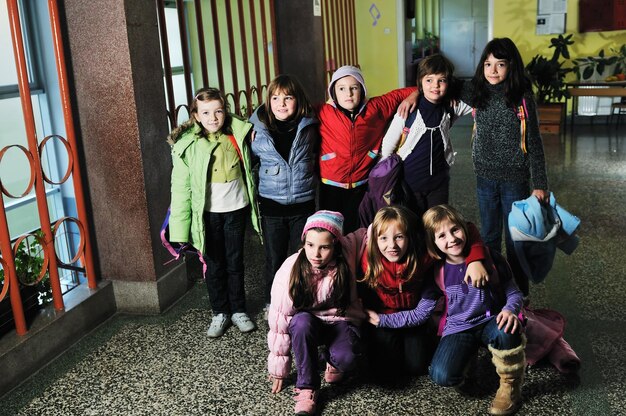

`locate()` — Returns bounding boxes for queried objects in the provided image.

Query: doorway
[439,0,488,78]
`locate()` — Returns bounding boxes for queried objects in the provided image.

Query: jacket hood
[328,65,367,109]
[166,118,198,146]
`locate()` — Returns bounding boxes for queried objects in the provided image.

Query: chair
[610,97,626,126]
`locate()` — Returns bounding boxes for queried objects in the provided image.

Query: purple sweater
[378,262,523,337]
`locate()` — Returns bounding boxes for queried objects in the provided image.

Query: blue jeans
[289,312,361,389]
[262,214,311,303]
[476,176,530,295]
[203,207,248,314]
[429,317,522,386]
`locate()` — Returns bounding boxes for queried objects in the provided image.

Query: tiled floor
[2,119,625,415]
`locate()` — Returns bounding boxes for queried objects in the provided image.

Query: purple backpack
[160,207,207,279]
[358,154,416,227]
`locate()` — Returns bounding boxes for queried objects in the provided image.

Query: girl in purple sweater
[366,204,525,416]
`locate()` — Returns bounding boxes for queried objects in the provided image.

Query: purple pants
[288,311,361,389]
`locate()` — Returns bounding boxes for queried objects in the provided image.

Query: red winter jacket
[318,86,417,188]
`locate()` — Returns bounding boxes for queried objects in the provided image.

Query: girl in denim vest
[250,75,319,316]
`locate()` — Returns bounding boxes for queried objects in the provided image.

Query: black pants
[363,323,437,381]
[262,213,310,303]
[318,183,366,234]
[203,207,248,314]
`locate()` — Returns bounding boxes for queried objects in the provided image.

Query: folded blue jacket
[509,193,580,283]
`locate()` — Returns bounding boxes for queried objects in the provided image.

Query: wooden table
[565,81,626,128]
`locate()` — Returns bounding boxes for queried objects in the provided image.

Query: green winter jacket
[168,116,262,254]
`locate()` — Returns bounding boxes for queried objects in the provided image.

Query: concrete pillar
[62,0,190,313]
[274,0,326,104]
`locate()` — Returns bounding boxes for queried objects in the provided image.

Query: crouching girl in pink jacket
[267,210,366,416]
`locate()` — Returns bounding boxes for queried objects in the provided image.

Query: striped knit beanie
[301,210,344,240]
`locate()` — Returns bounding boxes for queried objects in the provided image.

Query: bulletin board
[536,0,567,35]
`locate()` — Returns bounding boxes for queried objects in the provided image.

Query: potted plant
[0,231,51,336]
[412,30,439,60]
[573,44,626,81]
[525,34,575,133]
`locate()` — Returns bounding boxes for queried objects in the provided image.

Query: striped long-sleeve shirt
[378,262,523,337]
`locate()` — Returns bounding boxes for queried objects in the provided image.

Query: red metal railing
[156,0,278,124]
[1,0,97,335]
[321,0,359,87]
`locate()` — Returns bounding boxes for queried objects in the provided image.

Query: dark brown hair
[416,53,457,108]
[289,227,351,314]
[470,37,531,109]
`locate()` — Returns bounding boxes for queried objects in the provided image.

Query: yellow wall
[354,1,626,98]
[354,0,401,96]
[493,2,626,78]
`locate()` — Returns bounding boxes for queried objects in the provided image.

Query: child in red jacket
[318,66,417,233]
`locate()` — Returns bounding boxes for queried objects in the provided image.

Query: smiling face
[333,75,362,111]
[420,73,448,104]
[483,54,509,85]
[304,229,335,269]
[194,99,226,134]
[270,88,297,121]
[376,221,408,263]
[433,218,467,264]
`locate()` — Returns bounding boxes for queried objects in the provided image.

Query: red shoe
[324,362,344,383]
[294,388,317,415]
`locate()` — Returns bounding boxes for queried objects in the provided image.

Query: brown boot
[488,335,526,415]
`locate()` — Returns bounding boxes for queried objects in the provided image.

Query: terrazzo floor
[2,119,625,415]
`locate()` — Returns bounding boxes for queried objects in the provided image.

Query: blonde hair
[422,204,470,260]
[359,206,425,288]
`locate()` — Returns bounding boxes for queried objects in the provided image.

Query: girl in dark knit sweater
[461,37,549,297]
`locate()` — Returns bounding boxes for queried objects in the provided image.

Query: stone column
[274,0,326,104]
[63,0,190,313]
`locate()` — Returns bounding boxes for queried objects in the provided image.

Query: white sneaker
[207,313,231,338]
[231,312,256,333]
[263,303,271,320]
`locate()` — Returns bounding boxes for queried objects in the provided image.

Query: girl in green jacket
[168,87,261,338]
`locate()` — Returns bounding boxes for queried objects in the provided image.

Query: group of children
[167,37,549,415]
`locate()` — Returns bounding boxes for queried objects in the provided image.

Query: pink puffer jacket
[267,229,367,379]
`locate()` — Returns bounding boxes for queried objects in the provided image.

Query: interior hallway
[1,118,625,415]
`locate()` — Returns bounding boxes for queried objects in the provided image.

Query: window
[1,1,81,293]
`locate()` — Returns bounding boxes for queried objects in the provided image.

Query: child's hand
[251,131,257,142]
[365,309,380,326]
[496,310,521,334]
[268,375,283,393]
[465,261,489,287]
[532,189,550,204]
[397,90,419,118]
